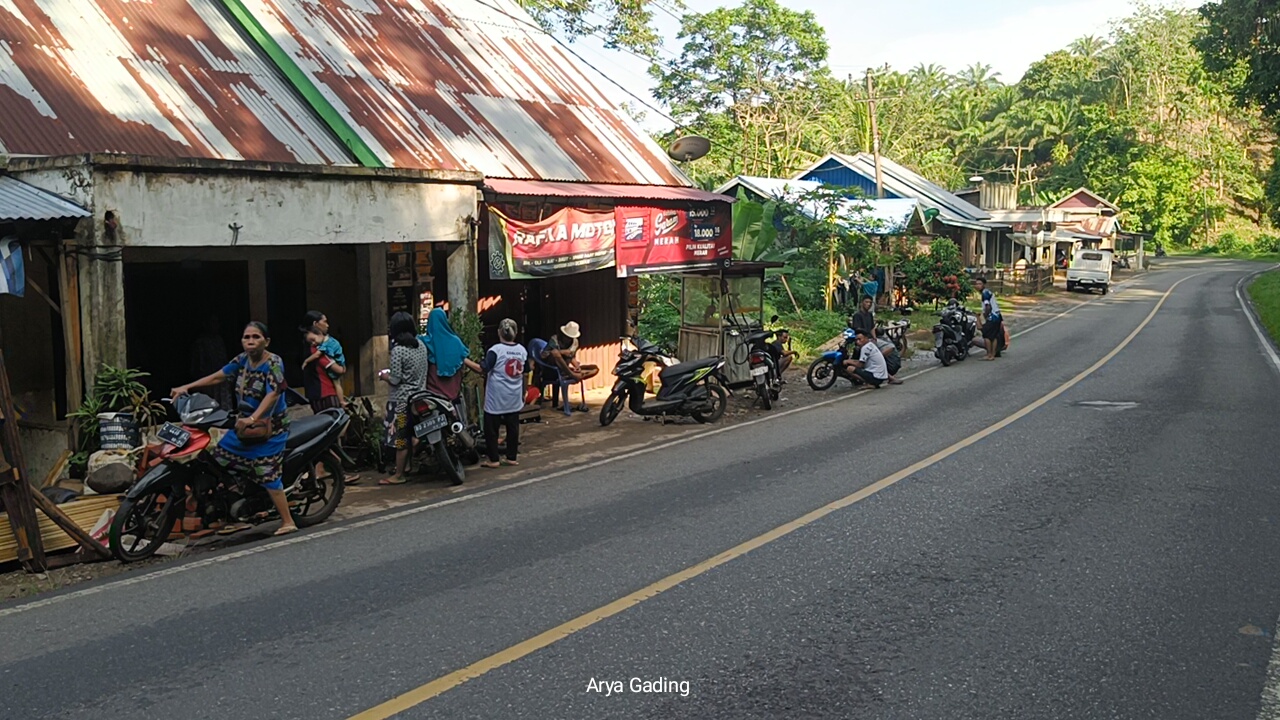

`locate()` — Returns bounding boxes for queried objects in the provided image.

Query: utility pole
[865,68,884,199]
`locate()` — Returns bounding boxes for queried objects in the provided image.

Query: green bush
[904,237,971,305]
[1256,235,1280,254]
[776,310,848,360]
[1216,230,1243,253]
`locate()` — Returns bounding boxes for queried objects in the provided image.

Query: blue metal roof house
[795,153,1000,266]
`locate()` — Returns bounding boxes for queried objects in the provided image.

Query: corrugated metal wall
[800,160,884,198]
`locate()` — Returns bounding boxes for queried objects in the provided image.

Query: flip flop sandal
[500,459,520,466]
[378,476,409,486]
[273,525,299,537]
[343,473,363,486]
[217,523,253,535]
[479,461,501,469]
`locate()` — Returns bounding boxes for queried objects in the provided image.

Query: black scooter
[405,390,479,486]
[599,338,728,426]
[729,315,786,411]
[933,299,977,366]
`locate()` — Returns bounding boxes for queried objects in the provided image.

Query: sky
[566,0,1200,131]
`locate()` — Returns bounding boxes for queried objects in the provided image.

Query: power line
[470,0,803,174]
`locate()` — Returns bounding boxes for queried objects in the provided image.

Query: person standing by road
[419,307,481,404]
[480,318,528,469]
[851,296,877,338]
[300,310,346,404]
[378,312,429,486]
[842,328,889,388]
[975,277,1003,361]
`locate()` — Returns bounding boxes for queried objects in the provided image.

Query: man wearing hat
[842,327,889,388]
[544,320,600,383]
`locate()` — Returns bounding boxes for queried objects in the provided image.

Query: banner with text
[614,205,732,277]
[488,207,616,280]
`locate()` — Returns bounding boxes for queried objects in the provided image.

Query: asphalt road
[4,257,1280,720]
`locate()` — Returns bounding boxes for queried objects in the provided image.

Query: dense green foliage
[647,0,1275,249]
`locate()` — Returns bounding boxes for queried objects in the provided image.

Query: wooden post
[0,327,47,571]
[779,275,801,314]
[58,242,84,417]
[0,324,110,564]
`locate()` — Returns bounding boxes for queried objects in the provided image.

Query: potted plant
[67,365,166,477]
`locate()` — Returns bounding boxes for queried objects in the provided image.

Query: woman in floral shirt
[172,321,297,536]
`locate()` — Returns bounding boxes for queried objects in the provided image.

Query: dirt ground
[0,284,1106,601]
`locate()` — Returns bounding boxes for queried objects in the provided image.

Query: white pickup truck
[1066,249,1113,295]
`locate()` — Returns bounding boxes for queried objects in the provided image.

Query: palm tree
[1069,35,1108,60]
[957,63,1002,93]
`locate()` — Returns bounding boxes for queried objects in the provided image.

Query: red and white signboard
[488,207,616,280]
[614,204,732,277]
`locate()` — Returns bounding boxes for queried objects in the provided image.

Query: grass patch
[1173,247,1280,262]
[776,308,929,360]
[1248,271,1280,344]
[776,310,848,360]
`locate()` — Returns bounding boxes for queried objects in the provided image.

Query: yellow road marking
[348,272,1201,720]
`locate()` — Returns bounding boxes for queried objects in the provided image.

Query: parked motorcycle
[729,314,786,411]
[109,393,348,562]
[933,299,977,366]
[1155,244,1167,257]
[806,327,857,391]
[599,337,728,426]
[405,390,478,485]
[877,318,911,354]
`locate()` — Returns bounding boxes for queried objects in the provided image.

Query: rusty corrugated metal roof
[0,0,353,164]
[239,0,688,185]
[0,175,90,220]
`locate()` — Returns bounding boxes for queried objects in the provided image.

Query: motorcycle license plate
[750,365,769,377]
[157,422,191,449]
[413,413,449,439]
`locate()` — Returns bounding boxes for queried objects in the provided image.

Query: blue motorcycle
[806,328,858,391]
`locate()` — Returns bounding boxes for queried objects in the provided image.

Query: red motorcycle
[108,393,348,562]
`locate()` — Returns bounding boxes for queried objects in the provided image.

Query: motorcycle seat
[286,413,334,450]
[659,356,720,381]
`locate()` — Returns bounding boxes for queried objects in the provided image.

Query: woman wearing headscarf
[172,321,298,536]
[378,312,429,485]
[418,307,482,401]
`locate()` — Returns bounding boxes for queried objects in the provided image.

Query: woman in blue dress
[171,321,298,536]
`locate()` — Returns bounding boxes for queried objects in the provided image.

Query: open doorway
[124,260,250,397]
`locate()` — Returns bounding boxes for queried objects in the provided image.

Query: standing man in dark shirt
[975,277,1004,361]
[851,297,877,338]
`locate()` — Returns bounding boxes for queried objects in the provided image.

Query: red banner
[614,204,732,277]
[487,207,616,280]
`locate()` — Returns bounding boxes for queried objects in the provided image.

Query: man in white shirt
[843,328,889,388]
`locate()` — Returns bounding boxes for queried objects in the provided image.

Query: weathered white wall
[95,171,477,247]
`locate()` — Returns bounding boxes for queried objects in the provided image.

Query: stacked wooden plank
[0,494,120,564]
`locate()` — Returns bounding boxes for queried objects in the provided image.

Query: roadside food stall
[677,261,784,386]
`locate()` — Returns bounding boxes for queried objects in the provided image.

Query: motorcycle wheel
[941,345,955,366]
[806,358,838,391]
[292,452,345,528]
[435,440,465,486]
[956,344,969,361]
[599,390,625,427]
[109,490,179,563]
[755,376,773,410]
[691,383,728,424]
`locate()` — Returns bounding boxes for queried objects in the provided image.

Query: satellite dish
[668,135,711,162]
